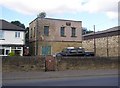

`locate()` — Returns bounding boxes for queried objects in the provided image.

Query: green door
[42,46,51,55]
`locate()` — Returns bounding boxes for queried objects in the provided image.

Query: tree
[25,27,29,46]
[82,27,93,35]
[11,21,25,29]
[38,12,46,18]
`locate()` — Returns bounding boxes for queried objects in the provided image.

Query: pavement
[2,69,118,80]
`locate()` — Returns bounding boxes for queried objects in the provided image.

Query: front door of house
[42,46,51,56]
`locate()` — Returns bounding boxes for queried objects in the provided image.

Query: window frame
[0,30,4,39]
[15,32,21,38]
[60,27,66,37]
[71,27,77,37]
[44,26,49,36]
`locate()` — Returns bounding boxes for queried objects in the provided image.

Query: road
[3,75,118,86]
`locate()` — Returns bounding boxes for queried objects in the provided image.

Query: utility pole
[106,32,109,57]
[93,25,96,56]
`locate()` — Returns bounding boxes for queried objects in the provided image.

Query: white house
[0,20,25,56]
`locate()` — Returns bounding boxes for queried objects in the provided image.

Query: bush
[8,52,15,56]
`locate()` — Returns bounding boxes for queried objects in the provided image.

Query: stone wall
[57,57,118,71]
[2,56,45,72]
[82,27,119,57]
[38,41,82,55]
[2,56,118,72]
[29,41,82,56]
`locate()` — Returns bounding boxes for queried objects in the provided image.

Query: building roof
[0,19,25,31]
[83,26,120,40]
[29,17,82,25]
[83,26,119,36]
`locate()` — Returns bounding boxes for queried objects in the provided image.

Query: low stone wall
[56,57,119,71]
[2,56,45,72]
[2,56,119,72]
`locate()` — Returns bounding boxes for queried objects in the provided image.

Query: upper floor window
[60,27,66,37]
[71,27,76,37]
[15,32,20,38]
[0,30,4,39]
[44,26,49,36]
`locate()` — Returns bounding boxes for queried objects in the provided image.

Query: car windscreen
[69,49,77,53]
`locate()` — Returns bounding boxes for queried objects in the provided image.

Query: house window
[0,30,4,39]
[71,27,76,37]
[44,26,49,36]
[15,32,20,38]
[60,27,65,37]
[0,49,4,55]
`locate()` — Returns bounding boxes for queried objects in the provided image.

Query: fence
[2,56,119,72]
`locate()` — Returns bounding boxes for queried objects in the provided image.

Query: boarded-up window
[42,46,51,55]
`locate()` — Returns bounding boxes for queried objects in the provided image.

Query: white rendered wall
[0,30,25,45]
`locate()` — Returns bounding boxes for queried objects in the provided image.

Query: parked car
[84,51,95,56]
[55,47,85,57]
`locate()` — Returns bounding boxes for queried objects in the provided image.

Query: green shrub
[8,52,15,56]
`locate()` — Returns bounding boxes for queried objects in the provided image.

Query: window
[15,32,20,38]
[44,26,49,36]
[16,47,22,49]
[34,27,35,37]
[0,30,4,39]
[30,28,32,38]
[6,50,10,55]
[70,49,77,53]
[71,27,76,37]
[60,27,65,37]
[0,49,4,55]
[42,46,51,55]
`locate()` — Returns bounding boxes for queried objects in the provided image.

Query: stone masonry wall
[38,41,82,55]
[82,35,119,57]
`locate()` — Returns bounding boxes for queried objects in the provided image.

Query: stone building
[82,26,120,57]
[29,18,82,56]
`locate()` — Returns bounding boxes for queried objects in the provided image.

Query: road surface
[3,75,118,86]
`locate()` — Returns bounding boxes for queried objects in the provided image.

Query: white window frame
[15,32,20,38]
[0,30,4,39]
